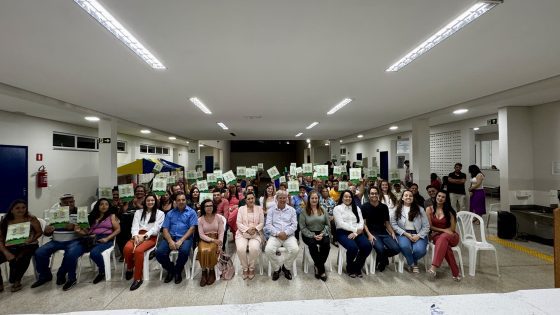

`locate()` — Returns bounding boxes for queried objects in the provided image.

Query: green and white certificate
[5,222,31,246]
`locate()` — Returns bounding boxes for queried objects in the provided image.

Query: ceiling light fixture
[168,136,176,140]
[453,108,469,115]
[386,1,502,72]
[189,97,212,114]
[295,133,303,137]
[199,144,204,147]
[327,98,353,115]
[140,129,151,134]
[339,140,343,143]
[357,134,364,138]
[325,142,330,146]
[84,116,100,122]
[217,122,229,130]
[473,127,480,131]
[73,0,166,70]
[186,141,190,144]
[306,122,319,129]
[306,139,311,143]
[389,125,399,130]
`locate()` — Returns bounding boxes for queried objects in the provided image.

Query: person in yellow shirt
[329,180,341,203]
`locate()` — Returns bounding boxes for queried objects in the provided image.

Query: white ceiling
[1,0,559,141]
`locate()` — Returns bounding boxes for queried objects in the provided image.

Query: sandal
[248,269,255,280]
[427,269,436,280]
[242,270,249,280]
[412,266,420,274]
[453,276,462,282]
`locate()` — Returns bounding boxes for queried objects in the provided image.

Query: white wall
[0,110,189,216]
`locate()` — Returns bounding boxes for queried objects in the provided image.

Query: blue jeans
[372,234,400,264]
[336,230,372,274]
[34,239,85,281]
[89,235,114,274]
[155,237,193,275]
[397,233,428,266]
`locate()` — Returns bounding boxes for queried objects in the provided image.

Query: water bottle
[430,304,444,315]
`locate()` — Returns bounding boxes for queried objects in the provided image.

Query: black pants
[329,220,337,243]
[302,234,331,273]
[0,243,38,283]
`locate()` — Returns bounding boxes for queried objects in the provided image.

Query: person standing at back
[447,163,467,212]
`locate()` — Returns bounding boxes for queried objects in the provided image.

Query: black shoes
[93,273,105,284]
[282,265,292,280]
[56,275,66,286]
[31,277,52,288]
[130,280,143,291]
[125,270,133,280]
[164,272,174,283]
[272,269,281,281]
[62,279,77,291]
[174,273,182,284]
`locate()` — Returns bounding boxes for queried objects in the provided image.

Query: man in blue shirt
[156,193,198,284]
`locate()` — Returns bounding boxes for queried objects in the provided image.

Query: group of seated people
[0,175,464,294]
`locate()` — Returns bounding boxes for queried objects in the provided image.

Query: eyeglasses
[204,204,214,208]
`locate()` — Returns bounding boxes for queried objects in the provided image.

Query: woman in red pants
[123,193,164,290]
[426,191,461,281]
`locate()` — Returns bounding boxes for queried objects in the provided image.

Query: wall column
[411,118,430,191]
[98,119,118,189]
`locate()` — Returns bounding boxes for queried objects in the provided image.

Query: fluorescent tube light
[339,140,343,143]
[389,126,399,130]
[199,144,204,147]
[357,134,364,138]
[189,97,212,114]
[84,116,100,122]
[473,127,480,131]
[306,139,311,143]
[74,0,166,70]
[217,122,229,130]
[386,1,502,72]
[327,98,352,115]
[168,136,176,140]
[140,129,151,134]
[295,133,303,137]
[453,108,469,115]
[306,122,319,129]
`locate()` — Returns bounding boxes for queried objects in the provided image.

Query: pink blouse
[197,215,225,243]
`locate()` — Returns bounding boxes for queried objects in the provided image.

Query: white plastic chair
[121,234,159,281]
[267,246,298,277]
[336,246,370,275]
[302,242,333,274]
[456,212,500,277]
[394,243,430,273]
[191,215,226,280]
[367,250,404,274]
[234,250,265,276]
[486,203,500,229]
[427,241,465,278]
[77,239,117,282]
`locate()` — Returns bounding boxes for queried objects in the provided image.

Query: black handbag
[80,235,97,252]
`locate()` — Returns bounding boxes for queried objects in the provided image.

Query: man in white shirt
[264,190,299,281]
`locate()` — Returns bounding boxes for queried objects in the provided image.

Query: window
[53,132,97,151]
[117,141,127,153]
[139,144,170,155]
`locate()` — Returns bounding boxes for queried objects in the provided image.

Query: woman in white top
[259,183,277,216]
[380,180,398,211]
[468,164,486,217]
[333,190,372,278]
[123,193,164,290]
[390,190,430,273]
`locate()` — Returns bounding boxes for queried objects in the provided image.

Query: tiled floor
[0,197,555,314]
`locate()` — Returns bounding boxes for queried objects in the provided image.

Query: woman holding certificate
[75,198,120,284]
[0,200,43,292]
[123,193,164,290]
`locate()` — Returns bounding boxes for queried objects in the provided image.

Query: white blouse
[131,209,165,238]
[333,204,364,233]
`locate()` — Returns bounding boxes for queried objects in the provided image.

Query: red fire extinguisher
[37,165,48,188]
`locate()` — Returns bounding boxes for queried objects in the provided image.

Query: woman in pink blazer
[235,192,265,280]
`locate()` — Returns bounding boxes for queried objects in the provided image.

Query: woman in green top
[299,190,330,281]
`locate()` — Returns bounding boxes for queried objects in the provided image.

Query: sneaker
[412,266,420,274]
[62,279,77,291]
[31,277,52,288]
[92,273,105,284]
[377,262,386,272]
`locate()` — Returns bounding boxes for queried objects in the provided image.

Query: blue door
[380,151,388,181]
[205,155,214,174]
[0,145,28,213]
